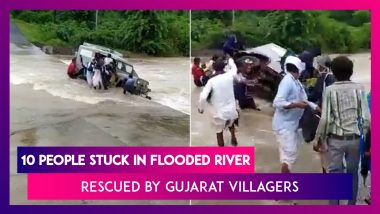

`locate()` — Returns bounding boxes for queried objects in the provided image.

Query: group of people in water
[67,52,138,95]
[193,45,371,204]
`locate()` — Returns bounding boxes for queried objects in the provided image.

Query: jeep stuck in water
[71,42,152,99]
[234,43,320,100]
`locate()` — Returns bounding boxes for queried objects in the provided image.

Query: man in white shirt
[198,58,243,147]
[103,53,115,89]
[204,55,219,76]
[224,55,237,75]
[104,53,113,67]
[272,56,318,173]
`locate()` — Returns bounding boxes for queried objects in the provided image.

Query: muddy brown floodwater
[10,22,190,205]
[191,53,371,205]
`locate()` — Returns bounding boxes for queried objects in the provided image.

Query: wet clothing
[86,62,94,87]
[101,69,110,90]
[234,82,247,107]
[67,62,76,78]
[192,64,205,87]
[234,81,257,109]
[123,77,137,94]
[225,58,237,74]
[92,67,104,89]
[199,72,239,133]
[275,128,303,170]
[104,57,113,66]
[200,76,210,86]
[104,57,114,86]
[205,60,215,75]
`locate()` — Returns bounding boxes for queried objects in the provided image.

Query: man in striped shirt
[316,56,370,205]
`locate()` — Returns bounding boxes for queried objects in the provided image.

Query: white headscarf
[284,56,305,74]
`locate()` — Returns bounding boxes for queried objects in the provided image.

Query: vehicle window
[117,62,124,70]
[79,48,93,59]
[125,65,133,73]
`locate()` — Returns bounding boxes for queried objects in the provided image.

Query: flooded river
[11,48,190,114]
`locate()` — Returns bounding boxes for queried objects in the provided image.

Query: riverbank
[12,12,189,57]
[13,19,151,56]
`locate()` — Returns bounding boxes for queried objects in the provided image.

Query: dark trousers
[101,71,109,90]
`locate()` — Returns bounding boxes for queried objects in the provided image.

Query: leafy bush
[55,23,76,42]
[352,11,370,26]
[192,10,370,53]
[119,11,170,56]
[13,10,189,56]
[165,13,189,56]
[16,11,53,24]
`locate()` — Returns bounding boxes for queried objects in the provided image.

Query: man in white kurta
[272,56,317,173]
[198,59,241,147]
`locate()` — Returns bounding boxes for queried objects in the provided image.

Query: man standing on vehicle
[272,56,318,174]
[223,34,238,57]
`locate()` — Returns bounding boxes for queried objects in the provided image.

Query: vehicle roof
[79,42,133,67]
[81,42,123,57]
[244,43,287,73]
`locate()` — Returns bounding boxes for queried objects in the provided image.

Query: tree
[352,10,370,26]
[120,11,170,55]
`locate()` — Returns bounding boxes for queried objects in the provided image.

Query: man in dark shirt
[308,55,336,106]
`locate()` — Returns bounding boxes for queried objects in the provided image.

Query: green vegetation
[11,10,189,56]
[191,10,370,53]
[13,19,68,46]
